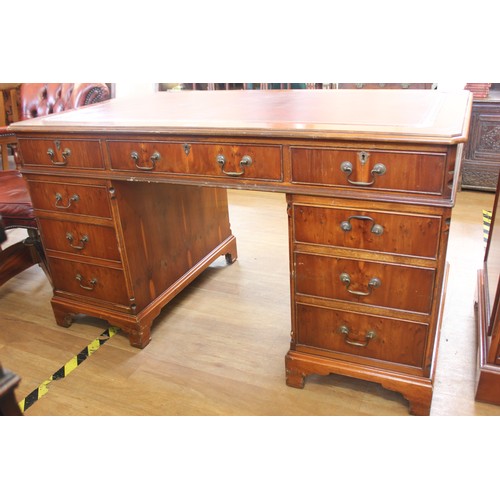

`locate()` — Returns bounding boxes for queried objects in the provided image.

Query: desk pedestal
[285,194,451,416]
[28,178,237,348]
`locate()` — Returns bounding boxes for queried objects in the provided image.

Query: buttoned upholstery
[20,83,110,120]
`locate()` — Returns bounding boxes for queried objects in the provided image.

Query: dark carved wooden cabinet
[475,174,500,404]
[462,85,500,191]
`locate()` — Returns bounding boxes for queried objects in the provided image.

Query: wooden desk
[10,90,472,415]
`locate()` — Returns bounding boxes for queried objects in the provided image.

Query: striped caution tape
[18,326,118,413]
[483,210,492,247]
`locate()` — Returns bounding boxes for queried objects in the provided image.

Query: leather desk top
[9,89,472,144]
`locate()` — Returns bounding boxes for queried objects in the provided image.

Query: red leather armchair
[19,83,111,120]
[0,83,111,285]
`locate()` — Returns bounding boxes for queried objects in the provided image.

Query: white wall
[115,83,157,98]
[435,82,468,91]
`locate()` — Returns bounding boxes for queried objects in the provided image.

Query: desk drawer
[49,258,129,305]
[18,138,104,169]
[295,303,428,368]
[107,140,283,181]
[292,203,441,259]
[294,252,435,313]
[27,179,112,218]
[290,147,447,194]
[38,218,120,261]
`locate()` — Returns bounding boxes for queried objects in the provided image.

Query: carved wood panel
[462,97,500,191]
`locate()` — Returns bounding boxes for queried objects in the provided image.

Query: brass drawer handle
[340,272,381,296]
[340,215,384,235]
[217,154,252,177]
[66,232,89,250]
[75,274,97,291]
[338,325,376,347]
[340,161,386,186]
[130,151,161,170]
[55,193,79,209]
[47,147,71,166]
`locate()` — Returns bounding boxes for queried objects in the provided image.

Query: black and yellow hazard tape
[483,209,492,247]
[18,326,118,413]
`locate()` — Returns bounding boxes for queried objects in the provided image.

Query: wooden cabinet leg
[224,237,238,264]
[0,367,23,416]
[51,297,154,348]
[407,399,432,416]
[126,324,152,349]
[52,302,76,328]
[286,368,306,389]
[381,380,433,416]
[285,353,307,388]
[286,350,435,415]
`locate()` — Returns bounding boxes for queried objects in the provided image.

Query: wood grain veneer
[9,89,472,415]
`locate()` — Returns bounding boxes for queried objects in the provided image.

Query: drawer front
[18,138,104,169]
[292,204,441,258]
[107,140,283,181]
[294,253,435,313]
[27,180,112,218]
[290,147,447,194]
[38,218,121,261]
[49,258,129,304]
[295,303,428,368]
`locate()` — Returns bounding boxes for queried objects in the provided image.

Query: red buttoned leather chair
[19,83,110,121]
[0,84,111,285]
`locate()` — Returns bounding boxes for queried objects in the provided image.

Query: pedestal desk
[10,90,472,415]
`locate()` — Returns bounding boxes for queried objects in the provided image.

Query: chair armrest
[70,83,111,107]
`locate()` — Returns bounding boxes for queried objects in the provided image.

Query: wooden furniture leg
[0,362,22,416]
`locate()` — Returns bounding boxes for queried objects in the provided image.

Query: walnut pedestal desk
[10,90,472,415]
